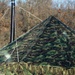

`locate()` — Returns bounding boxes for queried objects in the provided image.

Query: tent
[0,16,75,68]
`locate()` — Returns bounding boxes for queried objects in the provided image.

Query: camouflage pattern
[0,62,75,75]
[0,16,75,69]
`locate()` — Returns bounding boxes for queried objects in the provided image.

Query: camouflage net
[0,16,75,69]
[0,62,75,75]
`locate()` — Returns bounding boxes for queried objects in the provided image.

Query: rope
[12,6,43,61]
[21,49,33,61]
[9,7,20,62]
[2,6,20,62]
[18,6,43,22]
[16,40,19,62]
[2,4,43,62]
[15,6,43,62]
[15,15,20,62]
[0,8,10,21]
[20,17,51,61]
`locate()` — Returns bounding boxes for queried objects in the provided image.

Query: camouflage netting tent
[0,16,75,69]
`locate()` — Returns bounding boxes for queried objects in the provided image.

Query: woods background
[0,0,75,48]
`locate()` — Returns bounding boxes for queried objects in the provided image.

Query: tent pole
[10,0,15,43]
